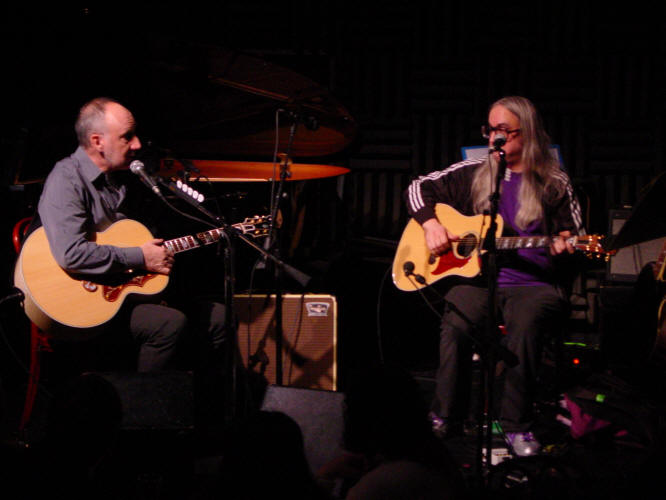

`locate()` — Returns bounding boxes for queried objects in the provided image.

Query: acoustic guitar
[14,216,270,340]
[648,241,666,368]
[392,203,611,291]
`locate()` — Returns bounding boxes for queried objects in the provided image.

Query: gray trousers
[434,283,568,432]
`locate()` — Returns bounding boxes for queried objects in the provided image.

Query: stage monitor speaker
[607,208,666,283]
[235,294,337,391]
[95,371,194,432]
[261,385,345,474]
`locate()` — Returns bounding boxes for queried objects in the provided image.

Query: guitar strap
[542,180,583,299]
[541,198,573,299]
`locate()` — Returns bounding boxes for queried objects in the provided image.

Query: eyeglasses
[481,125,521,139]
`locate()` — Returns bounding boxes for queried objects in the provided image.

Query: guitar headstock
[233,215,272,238]
[574,235,616,261]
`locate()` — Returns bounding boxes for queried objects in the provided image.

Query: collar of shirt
[73,146,105,184]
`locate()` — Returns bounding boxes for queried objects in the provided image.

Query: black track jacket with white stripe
[404,157,585,238]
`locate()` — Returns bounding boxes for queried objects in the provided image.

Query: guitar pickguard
[431,232,480,276]
[431,252,473,276]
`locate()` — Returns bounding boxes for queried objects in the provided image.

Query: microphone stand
[152,174,310,423]
[266,117,300,386]
[475,146,511,480]
[401,142,517,484]
[155,177,241,422]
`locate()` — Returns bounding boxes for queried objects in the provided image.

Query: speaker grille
[235,294,337,390]
[261,385,345,474]
[96,371,194,431]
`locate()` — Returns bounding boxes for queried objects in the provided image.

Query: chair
[12,216,53,434]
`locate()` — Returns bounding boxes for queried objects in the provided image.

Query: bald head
[75,97,141,171]
[75,97,120,147]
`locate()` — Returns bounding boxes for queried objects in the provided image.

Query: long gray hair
[471,96,563,229]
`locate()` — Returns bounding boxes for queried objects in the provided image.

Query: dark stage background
[2,2,665,390]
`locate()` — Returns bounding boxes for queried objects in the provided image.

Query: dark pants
[50,297,233,435]
[129,299,234,432]
[128,300,229,372]
[434,283,568,432]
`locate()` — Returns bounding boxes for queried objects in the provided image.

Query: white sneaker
[506,432,541,457]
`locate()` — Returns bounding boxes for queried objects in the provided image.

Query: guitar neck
[164,228,224,254]
[496,236,556,250]
[495,235,587,251]
[162,216,271,255]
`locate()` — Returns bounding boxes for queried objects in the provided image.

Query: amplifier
[607,209,666,283]
[234,294,337,391]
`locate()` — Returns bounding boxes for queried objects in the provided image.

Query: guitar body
[14,219,168,340]
[647,243,666,369]
[651,297,666,368]
[392,204,502,291]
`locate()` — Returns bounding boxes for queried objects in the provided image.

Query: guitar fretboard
[495,236,557,250]
[164,228,223,254]
[162,217,270,255]
[494,235,600,251]
[455,233,604,258]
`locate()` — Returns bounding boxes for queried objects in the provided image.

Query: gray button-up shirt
[38,147,145,275]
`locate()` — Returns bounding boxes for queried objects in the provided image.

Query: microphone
[130,160,163,198]
[403,261,426,285]
[491,133,507,150]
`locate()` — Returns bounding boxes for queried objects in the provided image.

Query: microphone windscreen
[492,134,507,148]
[129,160,145,173]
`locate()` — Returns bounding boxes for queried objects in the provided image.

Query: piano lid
[8,18,358,184]
[141,38,358,160]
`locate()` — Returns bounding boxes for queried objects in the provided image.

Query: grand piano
[8,34,358,184]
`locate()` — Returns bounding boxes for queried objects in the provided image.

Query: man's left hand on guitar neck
[550,230,575,256]
[141,239,174,275]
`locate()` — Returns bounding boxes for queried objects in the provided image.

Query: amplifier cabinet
[607,209,666,283]
[234,294,337,390]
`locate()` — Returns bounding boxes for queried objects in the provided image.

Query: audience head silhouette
[343,364,432,460]
[218,410,329,500]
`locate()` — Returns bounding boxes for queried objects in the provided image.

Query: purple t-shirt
[497,170,550,287]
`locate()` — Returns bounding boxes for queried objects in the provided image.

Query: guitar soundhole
[456,234,478,258]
